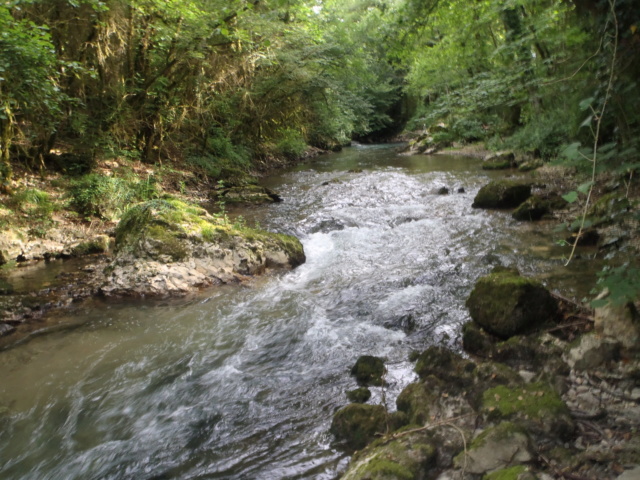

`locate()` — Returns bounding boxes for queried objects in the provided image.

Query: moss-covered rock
[347,387,372,404]
[482,152,516,170]
[216,185,282,205]
[396,381,437,426]
[455,422,533,475]
[466,270,558,339]
[462,321,498,357]
[472,181,532,209]
[351,355,386,386]
[70,234,111,256]
[330,404,388,451]
[414,346,476,383]
[512,196,551,221]
[341,431,437,480]
[482,382,574,439]
[101,198,305,297]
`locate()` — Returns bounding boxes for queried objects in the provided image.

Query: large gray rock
[454,422,533,475]
[466,269,558,339]
[594,294,640,350]
[472,180,531,209]
[100,199,305,297]
[564,333,620,370]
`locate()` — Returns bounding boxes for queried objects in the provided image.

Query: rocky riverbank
[331,269,640,480]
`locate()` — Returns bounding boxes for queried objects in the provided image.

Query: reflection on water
[0,144,598,479]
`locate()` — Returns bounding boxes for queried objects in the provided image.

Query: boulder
[340,431,437,480]
[454,422,533,475]
[594,295,640,350]
[512,196,551,221]
[466,269,558,339]
[0,229,23,265]
[482,152,516,170]
[216,185,282,204]
[330,404,387,451]
[481,382,574,440]
[564,333,620,370]
[100,199,305,297]
[472,181,531,209]
[70,234,111,256]
[351,355,386,386]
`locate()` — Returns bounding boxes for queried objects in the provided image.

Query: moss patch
[483,383,566,419]
[472,180,531,209]
[351,355,386,386]
[483,465,528,480]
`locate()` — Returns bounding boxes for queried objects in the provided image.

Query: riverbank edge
[0,146,330,345]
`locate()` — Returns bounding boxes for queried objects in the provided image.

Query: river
[0,144,598,479]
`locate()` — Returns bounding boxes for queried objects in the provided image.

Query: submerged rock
[472,180,531,209]
[100,199,305,297]
[466,269,558,339]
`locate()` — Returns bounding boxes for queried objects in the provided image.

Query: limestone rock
[564,333,620,370]
[472,180,531,209]
[466,269,558,339]
[481,382,574,440]
[454,422,533,475]
[100,199,305,297]
[217,185,282,204]
[594,296,640,350]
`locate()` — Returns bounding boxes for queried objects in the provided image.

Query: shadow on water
[0,144,601,479]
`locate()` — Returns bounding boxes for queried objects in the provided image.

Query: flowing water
[0,144,599,479]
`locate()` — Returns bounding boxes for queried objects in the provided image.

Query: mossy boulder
[482,382,574,440]
[466,270,558,339]
[512,196,551,221]
[462,321,498,357]
[482,152,516,170]
[70,234,111,256]
[472,181,532,209]
[101,199,305,297]
[414,346,476,386]
[330,404,388,451]
[341,431,437,480]
[347,387,372,404]
[216,185,282,205]
[396,381,437,426]
[454,422,533,475]
[351,355,386,386]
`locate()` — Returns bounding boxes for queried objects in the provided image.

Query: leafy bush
[274,128,307,160]
[498,113,574,160]
[68,174,160,220]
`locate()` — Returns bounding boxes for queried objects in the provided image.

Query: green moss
[483,465,528,480]
[367,459,414,479]
[469,421,525,450]
[351,355,386,386]
[330,403,387,451]
[347,387,372,403]
[472,180,531,209]
[482,382,568,420]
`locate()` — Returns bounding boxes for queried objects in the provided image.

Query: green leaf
[562,191,579,203]
[579,97,594,110]
[576,181,593,194]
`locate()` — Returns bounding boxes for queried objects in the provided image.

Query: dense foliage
[0,0,638,300]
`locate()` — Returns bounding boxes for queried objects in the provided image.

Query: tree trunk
[0,112,13,194]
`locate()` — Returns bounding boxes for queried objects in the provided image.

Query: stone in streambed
[347,387,372,404]
[351,355,386,386]
[472,180,531,209]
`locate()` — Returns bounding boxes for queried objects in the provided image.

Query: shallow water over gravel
[0,144,598,479]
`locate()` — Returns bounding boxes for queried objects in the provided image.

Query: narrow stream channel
[0,144,599,479]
